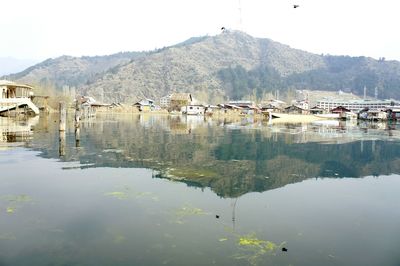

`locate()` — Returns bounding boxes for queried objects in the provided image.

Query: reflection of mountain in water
[10,114,400,198]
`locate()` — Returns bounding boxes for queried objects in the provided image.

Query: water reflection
[0,116,39,149]
[4,114,400,197]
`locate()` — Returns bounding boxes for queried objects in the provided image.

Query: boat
[268,112,328,123]
[0,80,39,116]
[313,113,340,119]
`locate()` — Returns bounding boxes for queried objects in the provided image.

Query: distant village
[1,79,400,122]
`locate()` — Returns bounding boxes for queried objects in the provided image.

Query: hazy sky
[1,0,399,61]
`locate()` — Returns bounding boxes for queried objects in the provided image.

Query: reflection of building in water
[0,116,39,148]
[267,120,400,144]
[168,115,205,135]
[138,114,170,129]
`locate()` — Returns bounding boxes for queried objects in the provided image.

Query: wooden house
[284,105,308,115]
[309,106,326,115]
[331,106,351,119]
[204,105,220,115]
[169,93,193,111]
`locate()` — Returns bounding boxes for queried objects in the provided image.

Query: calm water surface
[1,114,400,266]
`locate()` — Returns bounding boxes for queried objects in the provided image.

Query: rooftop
[0,80,34,90]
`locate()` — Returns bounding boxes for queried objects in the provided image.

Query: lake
[1,114,400,266]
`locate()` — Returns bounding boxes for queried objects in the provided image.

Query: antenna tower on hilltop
[238,0,243,31]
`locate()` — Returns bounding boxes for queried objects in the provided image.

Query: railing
[0,98,40,115]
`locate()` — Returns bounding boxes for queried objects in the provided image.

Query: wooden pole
[75,99,81,128]
[44,97,49,113]
[75,99,81,147]
[75,127,80,147]
[59,101,66,131]
[59,131,66,157]
[59,101,66,157]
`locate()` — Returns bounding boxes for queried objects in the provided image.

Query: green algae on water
[104,186,158,201]
[1,194,33,214]
[173,205,209,224]
[233,233,286,265]
[2,194,33,203]
[6,207,15,214]
[0,233,16,240]
[113,234,126,244]
[104,191,130,200]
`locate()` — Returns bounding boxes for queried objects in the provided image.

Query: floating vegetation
[1,194,33,203]
[104,191,130,200]
[233,233,286,265]
[6,207,15,214]
[104,186,159,201]
[1,194,33,214]
[113,234,126,244]
[0,233,16,240]
[161,166,218,182]
[173,205,209,224]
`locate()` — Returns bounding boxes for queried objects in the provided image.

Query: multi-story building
[160,95,171,108]
[316,99,398,112]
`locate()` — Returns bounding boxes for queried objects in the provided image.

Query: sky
[1,0,400,61]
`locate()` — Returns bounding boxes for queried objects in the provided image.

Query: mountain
[82,31,400,103]
[2,52,144,90]
[81,31,327,103]
[5,31,400,103]
[0,57,38,76]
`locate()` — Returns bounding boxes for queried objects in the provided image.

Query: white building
[160,94,171,108]
[181,104,205,115]
[316,99,397,112]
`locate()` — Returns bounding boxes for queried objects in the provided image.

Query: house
[260,103,283,113]
[204,105,220,115]
[75,96,98,118]
[239,105,260,115]
[309,106,326,115]
[359,108,388,121]
[293,100,309,110]
[228,100,255,107]
[0,80,39,115]
[386,108,400,120]
[367,109,388,121]
[169,93,193,111]
[218,104,243,114]
[284,105,308,115]
[226,101,261,115]
[182,104,205,115]
[133,99,155,112]
[330,106,351,119]
[261,99,287,109]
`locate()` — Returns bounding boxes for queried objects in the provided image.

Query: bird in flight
[293,4,299,8]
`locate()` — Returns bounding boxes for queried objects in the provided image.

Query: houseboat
[0,80,39,116]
